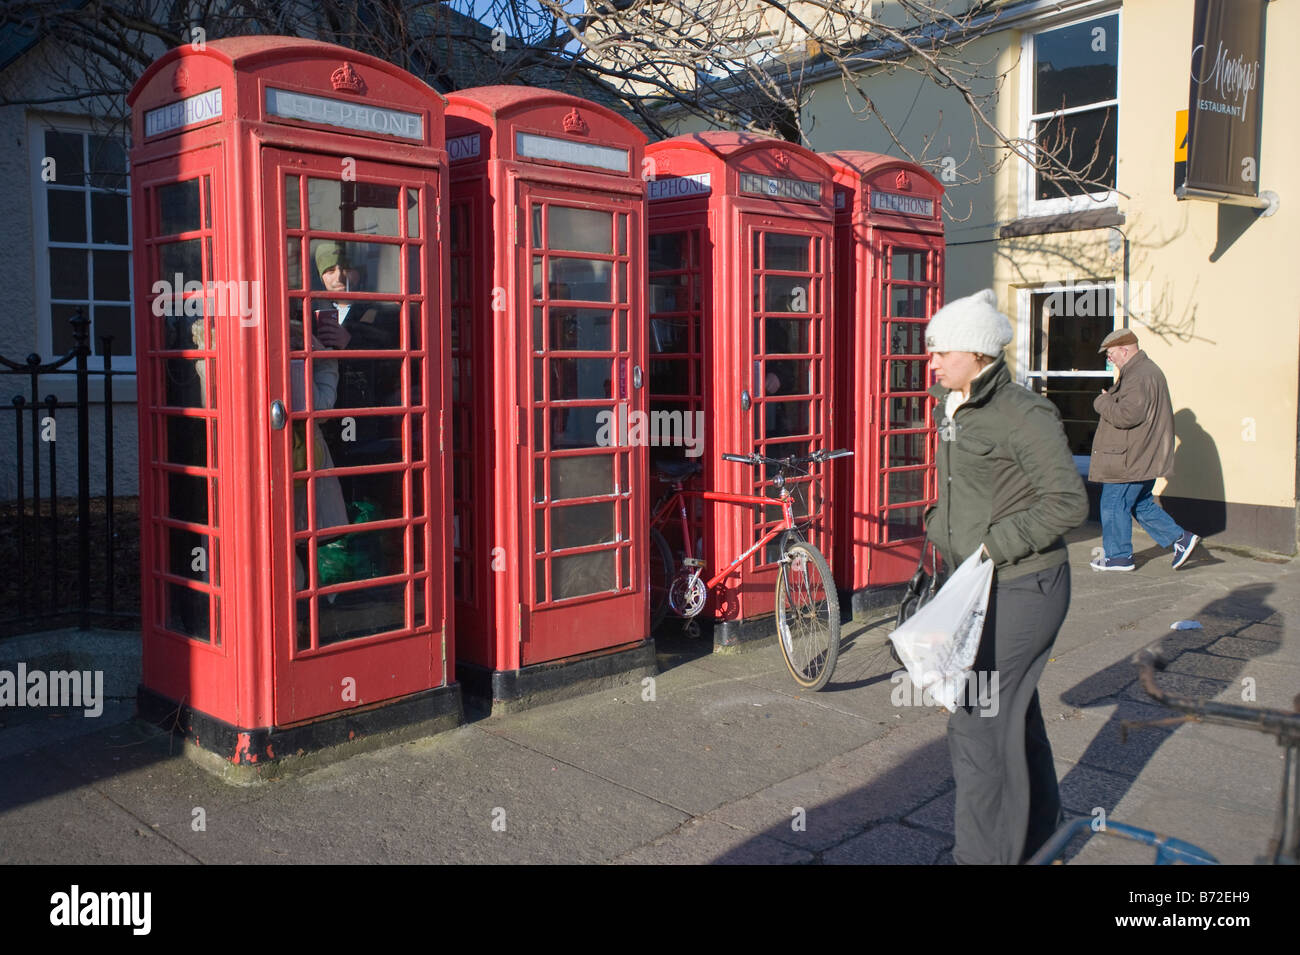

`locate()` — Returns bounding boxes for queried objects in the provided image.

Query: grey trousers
[948,560,1070,864]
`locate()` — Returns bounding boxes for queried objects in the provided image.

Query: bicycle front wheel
[775,541,840,691]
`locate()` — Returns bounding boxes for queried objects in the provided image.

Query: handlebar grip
[1132,647,1168,703]
[825,449,854,460]
[721,453,752,463]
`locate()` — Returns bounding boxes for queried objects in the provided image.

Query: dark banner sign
[1181,0,1267,201]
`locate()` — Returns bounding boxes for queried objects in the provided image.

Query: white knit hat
[924,289,1012,357]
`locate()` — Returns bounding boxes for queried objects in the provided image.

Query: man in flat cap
[308,241,354,350]
[312,239,397,353]
[1089,329,1200,571]
[309,239,401,509]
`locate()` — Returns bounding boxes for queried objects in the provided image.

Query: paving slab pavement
[0,525,1296,865]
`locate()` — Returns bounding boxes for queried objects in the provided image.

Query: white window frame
[1017,281,1117,470]
[28,114,136,374]
[1018,9,1122,218]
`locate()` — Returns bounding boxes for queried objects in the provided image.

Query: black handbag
[892,541,940,664]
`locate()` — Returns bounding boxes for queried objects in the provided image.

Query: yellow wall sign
[1173,108,1188,191]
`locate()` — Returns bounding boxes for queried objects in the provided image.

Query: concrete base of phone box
[457,639,658,716]
[137,682,464,784]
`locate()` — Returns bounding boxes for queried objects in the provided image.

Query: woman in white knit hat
[923,288,1089,864]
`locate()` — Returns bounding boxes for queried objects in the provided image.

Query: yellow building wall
[800,1,1298,544]
[1113,0,1297,518]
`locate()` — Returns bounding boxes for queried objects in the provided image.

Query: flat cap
[1098,328,1139,353]
[314,241,348,275]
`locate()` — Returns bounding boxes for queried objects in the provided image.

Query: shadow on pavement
[709,736,957,864]
[698,580,1284,865]
[0,710,185,818]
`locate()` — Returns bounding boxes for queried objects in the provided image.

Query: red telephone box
[445,88,654,703]
[128,38,457,765]
[823,151,944,609]
[645,133,836,645]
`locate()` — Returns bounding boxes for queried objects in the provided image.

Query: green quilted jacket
[925,357,1089,581]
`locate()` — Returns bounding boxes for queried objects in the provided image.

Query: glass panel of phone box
[289,178,425,647]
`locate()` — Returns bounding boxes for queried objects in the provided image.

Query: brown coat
[1088,350,1176,483]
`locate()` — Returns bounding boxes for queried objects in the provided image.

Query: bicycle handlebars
[1134,642,1300,744]
[722,448,853,467]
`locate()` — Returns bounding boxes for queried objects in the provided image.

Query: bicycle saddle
[654,459,703,481]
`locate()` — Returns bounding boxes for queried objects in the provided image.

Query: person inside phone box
[296,241,404,593]
[312,240,402,465]
[923,288,1089,864]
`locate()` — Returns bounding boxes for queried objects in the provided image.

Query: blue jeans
[1100,480,1184,558]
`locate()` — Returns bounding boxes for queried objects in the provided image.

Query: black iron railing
[0,311,138,636]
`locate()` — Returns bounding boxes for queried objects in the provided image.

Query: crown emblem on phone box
[331,62,366,94]
[563,108,587,135]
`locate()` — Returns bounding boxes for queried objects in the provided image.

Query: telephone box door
[647,215,710,567]
[263,148,443,724]
[519,182,646,661]
[737,214,832,609]
[872,231,942,577]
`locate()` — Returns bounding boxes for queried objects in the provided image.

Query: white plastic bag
[888,548,994,712]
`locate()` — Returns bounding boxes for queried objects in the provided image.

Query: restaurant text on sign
[1190,40,1259,124]
[144,89,223,137]
[871,191,935,218]
[264,88,424,141]
[738,173,821,203]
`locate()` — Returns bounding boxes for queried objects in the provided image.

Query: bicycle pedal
[681,557,705,568]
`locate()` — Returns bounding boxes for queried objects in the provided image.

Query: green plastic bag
[316,500,383,586]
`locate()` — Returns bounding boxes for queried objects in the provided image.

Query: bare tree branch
[0,0,1122,203]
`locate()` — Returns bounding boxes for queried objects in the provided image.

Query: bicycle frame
[1133,646,1300,865]
[650,481,798,594]
[649,447,849,691]
[1031,643,1300,865]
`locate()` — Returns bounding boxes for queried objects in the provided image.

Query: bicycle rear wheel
[775,540,840,691]
[648,527,674,631]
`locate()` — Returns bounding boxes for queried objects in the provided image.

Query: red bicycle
[648,448,852,691]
